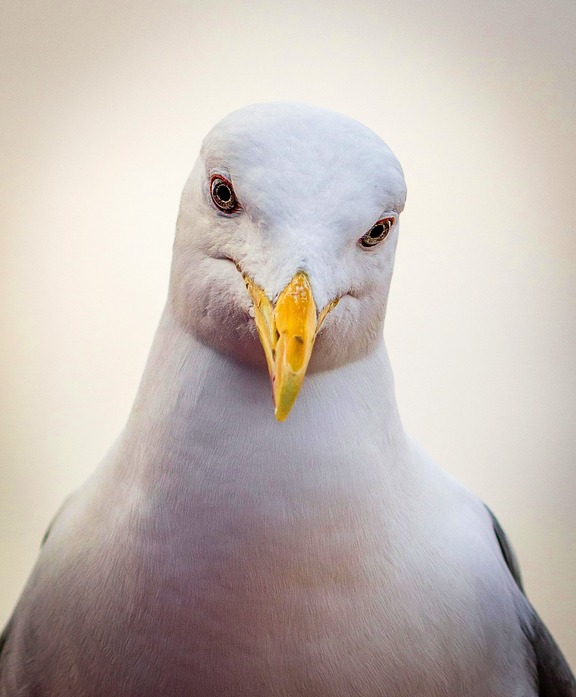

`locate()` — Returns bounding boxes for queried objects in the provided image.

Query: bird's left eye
[210,175,240,213]
[358,217,394,248]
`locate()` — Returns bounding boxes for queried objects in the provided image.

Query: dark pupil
[370,224,384,238]
[216,184,231,202]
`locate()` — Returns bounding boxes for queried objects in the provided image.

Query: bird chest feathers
[19,456,528,697]
[21,408,529,697]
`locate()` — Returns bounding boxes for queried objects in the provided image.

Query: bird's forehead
[201,104,406,221]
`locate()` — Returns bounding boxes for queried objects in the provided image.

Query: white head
[170,103,407,419]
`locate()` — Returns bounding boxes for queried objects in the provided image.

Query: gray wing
[0,579,15,683]
[0,621,10,664]
[486,505,576,697]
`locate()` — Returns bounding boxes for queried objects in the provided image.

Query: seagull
[1,102,574,697]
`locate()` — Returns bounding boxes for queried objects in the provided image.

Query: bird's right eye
[210,175,240,213]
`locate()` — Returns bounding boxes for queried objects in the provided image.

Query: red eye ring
[358,217,395,248]
[210,174,240,213]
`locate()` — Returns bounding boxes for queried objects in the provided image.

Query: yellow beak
[244,272,338,421]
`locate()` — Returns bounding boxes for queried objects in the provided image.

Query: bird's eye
[210,175,239,213]
[358,217,394,248]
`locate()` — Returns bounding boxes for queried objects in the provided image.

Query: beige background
[1,0,575,667]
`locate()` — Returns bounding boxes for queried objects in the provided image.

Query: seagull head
[170,103,407,420]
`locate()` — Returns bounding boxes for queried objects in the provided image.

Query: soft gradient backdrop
[1,0,575,666]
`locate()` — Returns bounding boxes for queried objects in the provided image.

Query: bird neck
[117,304,409,490]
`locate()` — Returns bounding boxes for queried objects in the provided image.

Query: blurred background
[1,0,575,666]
